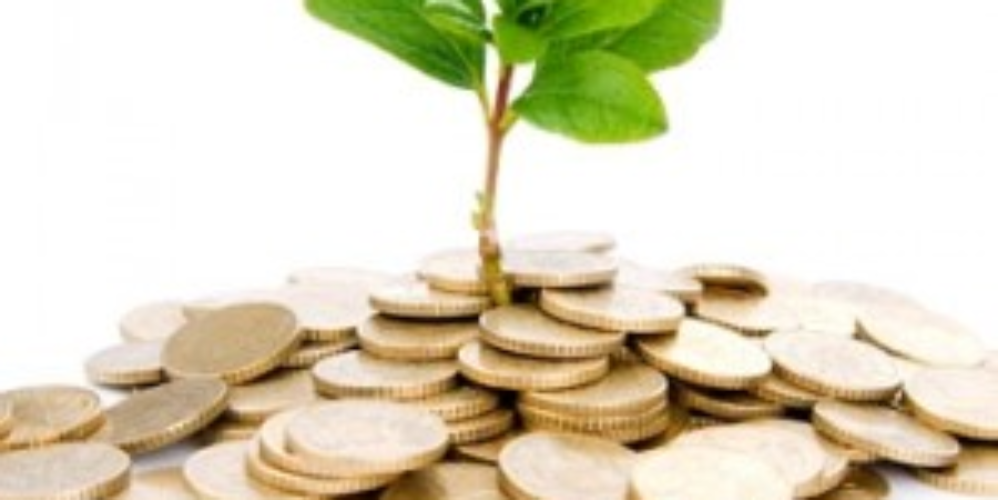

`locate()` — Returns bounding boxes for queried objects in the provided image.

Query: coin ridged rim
[356,315,478,361]
[504,250,618,289]
[246,439,395,496]
[539,287,684,334]
[225,370,316,424]
[312,351,458,401]
[675,385,784,421]
[258,409,343,479]
[281,337,358,369]
[517,399,666,433]
[520,362,667,417]
[410,386,500,422]
[457,341,610,392]
[521,410,671,444]
[416,249,489,296]
[907,399,998,441]
[913,445,998,497]
[749,375,821,409]
[479,305,626,359]
[811,400,960,468]
[0,442,131,500]
[183,441,299,500]
[903,368,998,440]
[675,262,770,294]
[453,431,523,464]
[693,289,798,336]
[448,409,516,445]
[369,280,492,319]
[0,385,105,450]
[199,421,259,444]
[84,341,165,387]
[93,378,229,455]
[857,305,986,368]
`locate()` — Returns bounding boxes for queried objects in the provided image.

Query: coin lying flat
[694,289,798,335]
[479,305,625,359]
[504,250,618,289]
[675,262,770,294]
[764,330,901,402]
[540,286,684,334]
[614,260,704,304]
[312,350,458,400]
[521,361,667,417]
[226,369,316,424]
[184,441,306,500]
[630,445,793,500]
[903,367,998,440]
[113,467,198,499]
[499,432,637,500]
[370,279,491,319]
[410,385,500,422]
[636,319,772,390]
[0,442,130,500]
[85,340,165,387]
[417,249,488,295]
[858,305,986,367]
[245,441,394,497]
[282,337,358,368]
[458,341,610,391]
[357,315,478,361]
[816,467,890,500]
[381,462,506,500]
[811,400,960,468]
[164,303,301,384]
[0,385,104,450]
[518,398,666,434]
[675,385,784,421]
[750,375,822,410]
[507,231,616,254]
[93,378,228,454]
[914,444,998,497]
[119,300,188,342]
[453,431,523,465]
[284,400,450,478]
[448,408,515,445]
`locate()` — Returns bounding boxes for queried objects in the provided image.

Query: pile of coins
[1,230,997,499]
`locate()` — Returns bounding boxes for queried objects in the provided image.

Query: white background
[1,1,996,497]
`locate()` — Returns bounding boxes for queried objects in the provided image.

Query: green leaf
[539,0,659,40]
[607,0,723,72]
[306,0,486,89]
[494,14,549,63]
[513,51,667,143]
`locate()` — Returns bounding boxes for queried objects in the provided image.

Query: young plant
[306,0,723,304]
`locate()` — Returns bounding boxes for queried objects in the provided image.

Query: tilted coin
[858,305,986,367]
[614,259,704,304]
[257,409,332,478]
[284,400,450,477]
[816,467,890,500]
[0,385,103,450]
[635,319,772,390]
[674,262,770,294]
[693,289,798,335]
[904,367,998,440]
[521,361,667,417]
[409,385,500,422]
[417,249,488,295]
[312,350,458,400]
[184,441,306,500]
[630,445,793,500]
[507,230,616,254]
[504,250,618,289]
[282,337,358,368]
[246,440,394,497]
[674,385,784,421]
[286,266,395,289]
[118,300,188,342]
[453,431,523,465]
[457,341,610,391]
[479,305,626,359]
[163,303,301,384]
[381,462,506,500]
[749,375,822,410]
[0,443,130,500]
[370,278,491,319]
[92,378,228,454]
[226,369,316,423]
[84,340,165,387]
[113,467,197,499]
[448,408,515,445]
[750,420,851,497]
[357,315,478,361]
[539,286,684,334]
[914,444,998,497]
[764,330,901,402]
[498,432,636,500]
[811,400,960,468]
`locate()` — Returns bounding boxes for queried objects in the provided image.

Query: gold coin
[858,305,986,368]
[245,440,394,497]
[370,278,491,319]
[381,462,506,500]
[635,319,772,390]
[521,361,667,417]
[257,409,333,478]
[227,369,316,424]
[453,431,523,464]
[409,385,500,422]
[816,467,890,499]
[507,230,616,254]
[84,340,165,387]
[914,444,998,497]
[0,442,130,500]
[0,385,103,450]
[539,286,684,334]
[286,266,395,289]
[674,385,784,421]
[163,303,301,384]
[114,467,197,499]
[118,300,188,342]
[614,260,704,304]
[457,341,610,391]
[284,400,450,477]
[630,445,793,500]
[904,367,998,440]
[357,315,478,361]
[0,398,12,439]
[92,378,228,454]
[417,248,489,295]
[479,305,626,359]
[750,375,822,409]
[812,400,960,468]
[636,404,691,450]
[448,408,515,445]
[282,337,358,368]
[504,250,618,289]
[200,419,260,444]
[675,262,770,295]
[518,399,667,434]
[184,441,306,500]
[499,432,636,500]
[694,289,798,335]
[312,350,458,400]
[750,420,852,497]
[672,420,828,497]
[764,330,901,402]
[774,291,857,338]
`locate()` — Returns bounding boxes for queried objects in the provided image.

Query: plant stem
[479,64,515,305]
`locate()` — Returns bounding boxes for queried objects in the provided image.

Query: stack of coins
[1,231,997,499]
